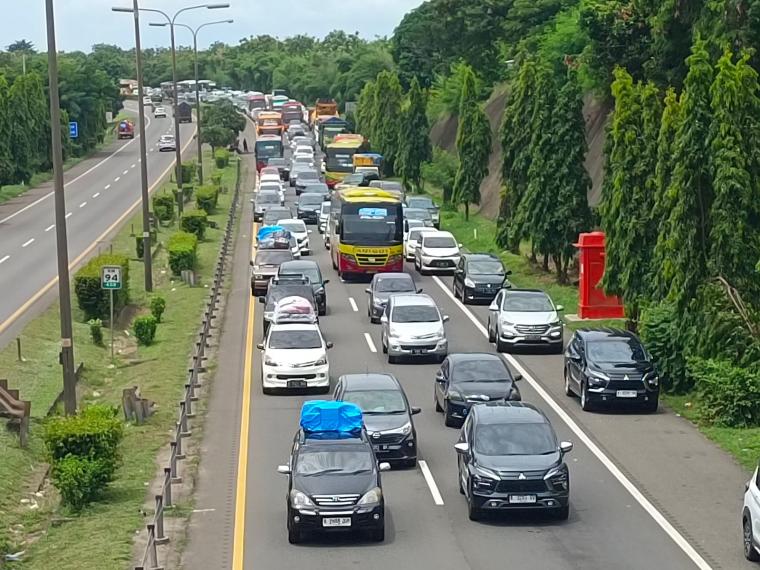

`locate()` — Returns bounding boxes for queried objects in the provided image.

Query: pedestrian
[243,138,248,153]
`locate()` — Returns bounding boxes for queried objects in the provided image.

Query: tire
[319,306,326,317]
[369,526,385,542]
[453,282,460,299]
[487,320,496,343]
[461,288,470,305]
[564,368,574,397]
[467,484,482,521]
[458,472,464,494]
[745,516,760,561]
[370,315,379,324]
[388,354,398,364]
[401,458,417,469]
[554,504,570,521]
[435,391,443,412]
[414,258,421,272]
[444,401,457,427]
[580,382,594,412]
[643,395,659,413]
[496,338,508,353]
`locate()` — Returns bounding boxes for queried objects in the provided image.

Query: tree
[7,74,37,184]
[356,80,377,142]
[0,76,14,188]
[203,100,246,135]
[421,147,459,204]
[396,78,432,193]
[201,126,236,152]
[452,66,491,220]
[372,71,404,175]
[7,40,35,53]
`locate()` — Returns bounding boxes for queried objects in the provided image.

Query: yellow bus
[329,188,404,278]
[324,137,368,189]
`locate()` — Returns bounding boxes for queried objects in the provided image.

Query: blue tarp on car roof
[257,225,290,241]
[300,401,363,435]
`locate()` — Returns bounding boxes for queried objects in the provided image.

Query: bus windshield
[325,148,357,172]
[255,139,283,159]
[339,203,402,246]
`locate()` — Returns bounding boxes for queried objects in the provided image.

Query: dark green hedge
[180,209,208,239]
[167,231,198,275]
[152,191,175,222]
[196,185,219,214]
[214,148,230,168]
[73,253,130,321]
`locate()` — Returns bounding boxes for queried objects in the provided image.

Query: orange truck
[256,111,283,136]
[309,98,338,127]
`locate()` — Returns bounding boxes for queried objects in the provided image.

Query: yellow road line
[232,221,257,569]
[0,128,196,337]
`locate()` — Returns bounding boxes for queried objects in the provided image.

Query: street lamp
[112,1,154,292]
[151,18,233,185]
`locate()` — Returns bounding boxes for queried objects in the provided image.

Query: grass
[0,150,239,567]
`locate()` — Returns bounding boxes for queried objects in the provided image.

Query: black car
[259,274,317,335]
[277,259,329,316]
[455,402,573,521]
[301,183,330,201]
[564,328,660,412]
[453,253,511,304]
[277,422,389,543]
[289,164,312,187]
[334,373,421,468]
[365,272,421,323]
[295,170,321,195]
[434,353,522,427]
[297,192,324,224]
[338,172,376,188]
[266,157,290,181]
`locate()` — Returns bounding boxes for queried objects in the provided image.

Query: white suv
[258,323,331,395]
[414,230,461,274]
[743,463,760,562]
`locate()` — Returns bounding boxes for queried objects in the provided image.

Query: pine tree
[452,66,491,220]
[0,76,14,188]
[356,80,376,142]
[373,71,404,175]
[396,77,432,193]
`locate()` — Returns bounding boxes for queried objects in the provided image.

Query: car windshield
[376,276,414,293]
[278,222,305,233]
[468,260,505,275]
[503,292,553,312]
[407,197,434,209]
[343,174,363,184]
[452,359,509,383]
[268,158,286,167]
[300,194,324,205]
[296,450,373,476]
[587,339,647,363]
[280,266,321,284]
[408,229,432,242]
[257,193,279,204]
[424,237,457,248]
[268,329,321,349]
[294,156,312,163]
[303,184,328,194]
[255,251,292,266]
[474,422,557,456]
[298,172,319,181]
[343,389,407,414]
[392,305,439,323]
[406,208,431,220]
[406,220,423,231]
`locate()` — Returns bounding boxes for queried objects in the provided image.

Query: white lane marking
[114,176,120,182]
[79,202,87,208]
[131,163,136,168]
[149,148,154,152]
[363,332,377,353]
[45,224,55,232]
[348,297,358,312]
[65,212,72,219]
[418,460,445,506]
[431,276,712,569]
[21,238,35,248]
[122,170,128,175]
[104,184,111,190]
[92,192,100,199]
[0,255,10,264]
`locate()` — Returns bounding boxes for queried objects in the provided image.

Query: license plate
[526,334,541,341]
[508,495,537,504]
[411,349,425,355]
[287,380,307,388]
[616,390,638,398]
[378,444,389,451]
[322,517,351,527]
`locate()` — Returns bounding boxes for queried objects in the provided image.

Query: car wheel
[388,354,398,364]
[458,471,464,494]
[444,401,457,427]
[496,338,508,353]
[580,381,594,412]
[564,368,574,397]
[467,483,482,521]
[643,395,659,413]
[369,526,385,542]
[453,281,460,299]
[745,516,760,561]
[435,391,443,412]
[318,306,326,317]
[554,504,570,521]
[487,319,496,343]
[461,288,470,305]
[414,258,420,271]
[402,458,417,469]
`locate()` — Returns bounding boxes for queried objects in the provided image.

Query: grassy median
[0,151,239,567]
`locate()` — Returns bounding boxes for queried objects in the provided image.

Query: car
[487,289,564,353]
[301,183,330,201]
[277,259,329,315]
[743,462,760,562]
[297,192,325,224]
[334,373,421,468]
[454,253,511,304]
[292,154,315,170]
[259,274,318,335]
[454,402,572,521]
[403,218,425,242]
[257,323,332,394]
[260,166,280,179]
[414,231,461,274]
[318,201,331,234]
[276,219,311,255]
[380,294,448,363]
[294,145,315,158]
[277,401,389,543]
[259,182,285,204]
[253,191,281,222]
[405,195,440,228]
[290,135,313,150]
[335,172,373,189]
[404,207,434,227]
[404,226,437,261]
[295,170,321,195]
[154,106,167,118]
[267,157,290,181]
[262,206,294,227]
[563,328,660,412]
[434,353,522,427]
[289,164,312,187]
[365,272,421,323]
[369,180,405,198]
[158,134,176,152]
[258,172,282,187]
[287,124,305,139]
[250,248,294,296]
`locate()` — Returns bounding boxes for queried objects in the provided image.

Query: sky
[2,0,424,53]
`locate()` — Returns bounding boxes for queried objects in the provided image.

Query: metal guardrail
[135,158,241,570]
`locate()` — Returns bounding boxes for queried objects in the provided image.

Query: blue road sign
[69,121,78,138]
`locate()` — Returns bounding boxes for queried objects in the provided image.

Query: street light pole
[45,0,77,415]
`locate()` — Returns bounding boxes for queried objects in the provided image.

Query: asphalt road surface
[0,103,196,347]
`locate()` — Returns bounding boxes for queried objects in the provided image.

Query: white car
[414,230,461,274]
[158,134,176,152]
[259,182,285,204]
[318,201,330,234]
[380,293,449,363]
[743,463,760,562]
[277,218,310,255]
[258,323,331,394]
[405,226,438,261]
[294,145,314,158]
[154,107,167,118]
[292,154,314,169]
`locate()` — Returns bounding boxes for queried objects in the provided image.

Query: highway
[0,103,196,346]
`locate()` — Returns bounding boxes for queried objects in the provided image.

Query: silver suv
[380,294,449,363]
[487,289,564,353]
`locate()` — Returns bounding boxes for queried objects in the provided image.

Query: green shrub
[150,295,166,323]
[152,191,175,222]
[88,319,103,346]
[73,254,130,321]
[214,148,230,168]
[639,302,690,392]
[211,172,223,188]
[51,455,114,512]
[181,209,208,239]
[133,315,158,346]
[181,161,195,184]
[196,184,219,214]
[167,231,198,275]
[689,357,760,428]
[172,185,194,206]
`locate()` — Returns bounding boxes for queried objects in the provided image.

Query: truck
[310,98,338,127]
[117,120,135,139]
[176,101,193,124]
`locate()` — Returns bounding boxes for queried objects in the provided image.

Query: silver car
[380,294,449,363]
[414,231,461,274]
[487,289,564,353]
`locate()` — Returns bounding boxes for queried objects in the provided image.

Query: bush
[196,185,219,214]
[73,254,130,321]
[150,295,166,322]
[211,172,223,188]
[152,191,175,222]
[133,315,158,346]
[181,161,195,184]
[167,231,198,275]
[181,209,208,239]
[214,148,230,168]
[689,357,760,428]
[88,319,103,346]
[639,302,690,392]
[172,185,194,206]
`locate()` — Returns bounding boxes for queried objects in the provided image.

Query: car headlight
[587,371,609,386]
[549,320,562,327]
[447,390,464,402]
[314,355,327,366]
[385,422,412,436]
[474,466,499,480]
[544,465,569,491]
[644,372,659,386]
[500,319,514,327]
[357,487,382,506]
[464,277,475,288]
[472,466,499,491]
[290,490,315,509]
[264,355,279,366]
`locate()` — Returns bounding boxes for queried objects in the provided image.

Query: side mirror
[256,342,264,350]
[258,296,266,304]
[442,315,450,323]
[276,464,291,475]
[249,198,255,203]
[411,406,421,415]
[505,270,513,276]
[435,370,444,382]
[458,243,463,248]
[249,260,254,266]
[514,373,523,382]
[322,279,330,285]
[488,301,499,311]
[325,341,334,349]
[416,288,423,293]
[365,288,372,294]
[380,315,388,324]
[379,462,391,472]
[556,304,564,312]
[308,229,313,234]
[559,441,573,454]
[454,442,469,454]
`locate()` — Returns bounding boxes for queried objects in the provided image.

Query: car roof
[373,272,412,281]
[463,253,501,262]
[471,402,549,425]
[280,259,319,271]
[576,328,639,342]
[504,288,548,295]
[339,373,401,391]
[277,218,305,226]
[448,352,505,364]
[269,322,321,333]
[422,230,454,239]
[390,293,436,307]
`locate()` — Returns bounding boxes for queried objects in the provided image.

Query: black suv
[297,192,324,224]
[563,328,660,412]
[259,274,317,335]
[277,260,329,315]
[455,402,573,521]
[453,253,511,304]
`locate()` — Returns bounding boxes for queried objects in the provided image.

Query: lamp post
[112,1,154,292]
[151,18,233,185]
[44,0,77,415]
